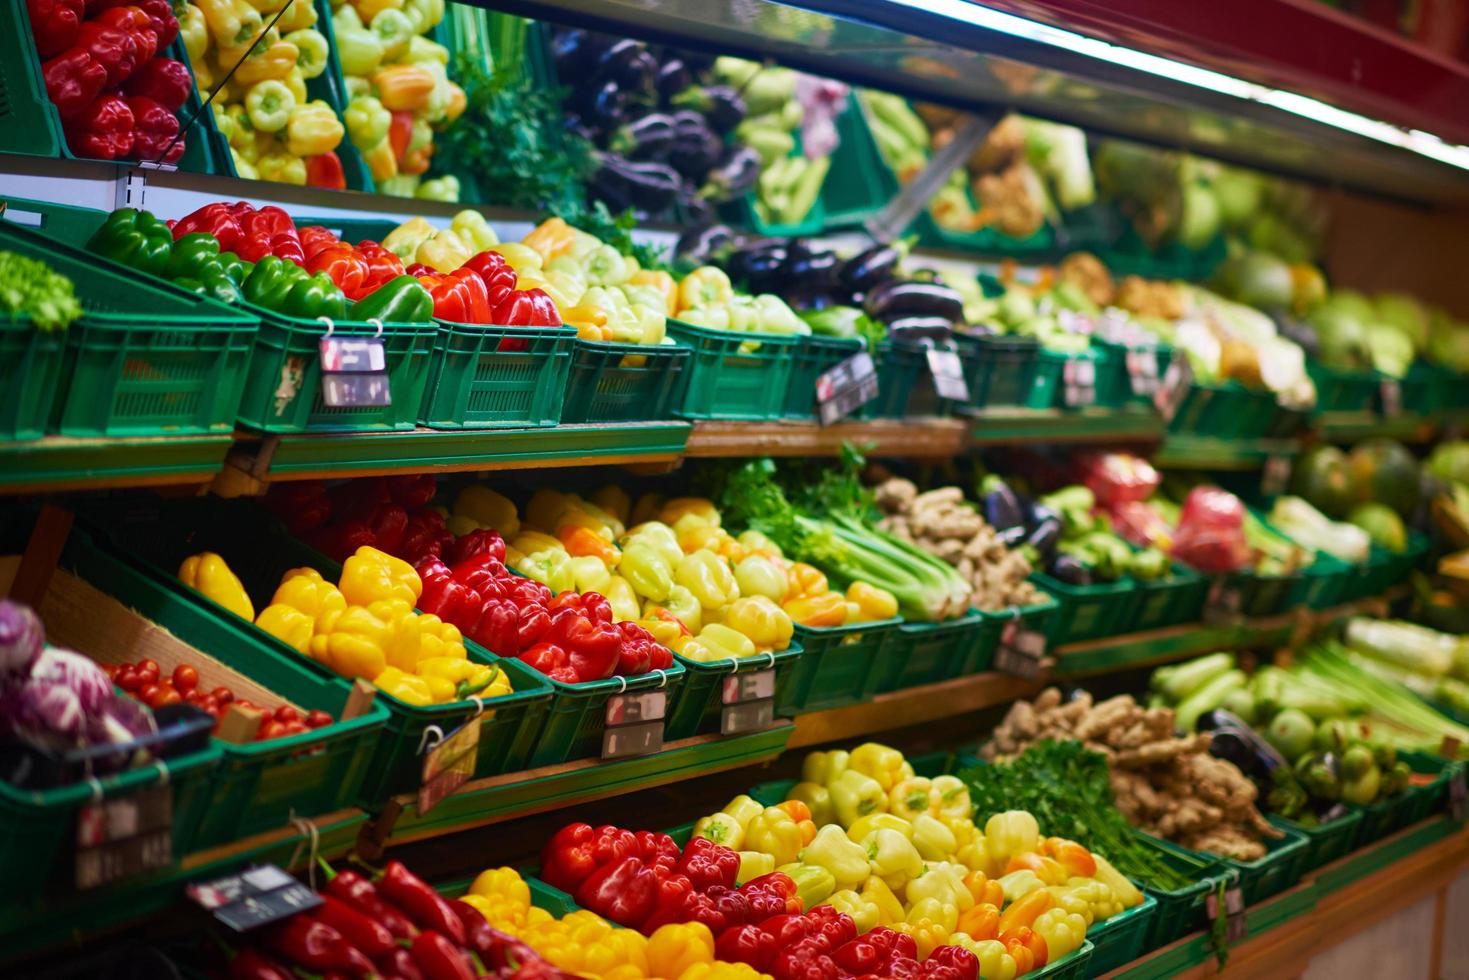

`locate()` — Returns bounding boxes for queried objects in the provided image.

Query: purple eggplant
[984,483,1026,533]
[700,145,761,202]
[609,112,676,160]
[671,85,746,133]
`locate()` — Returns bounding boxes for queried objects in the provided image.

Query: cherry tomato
[115,667,141,692]
[256,720,284,741]
[172,664,199,692]
[102,664,119,680]
[275,705,300,724]
[212,687,234,705]
[152,688,182,708]
[304,710,333,729]
[137,683,161,704]
[138,659,160,681]
[183,689,203,705]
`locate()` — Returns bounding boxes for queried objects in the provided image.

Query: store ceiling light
[880,0,1469,171]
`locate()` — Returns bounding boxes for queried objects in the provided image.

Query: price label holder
[1125,349,1161,397]
[1261,455,1293,497]
[994,615,1050,679]
[187,864,322,932]
[1153,355,1193,422]
[1205,885,1248,943]
[720,659,776,736]
[75,777,172,890]
[1379,378,1402,418]
[815,350,878,425]
[603,673,669,759]
[1061,356,1096,408]
[1203,576,1243,626]
[320,318,391,408]
[926,347,971,402]
[417,707,482,816]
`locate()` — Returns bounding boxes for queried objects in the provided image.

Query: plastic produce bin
[1132,833,1238,949]
[965,334,1040,409]
[783,334,865,420]
[418,323,576,429]
[664,644,801,740]
[561,337,691,423]
[1084,894,1158,976]
[869,610,985,693]
[776,618,901,714]
[1128,563,1208,633]
[1032,573,1137,645]
[1270,809,1364,872]
[666,319,800,420]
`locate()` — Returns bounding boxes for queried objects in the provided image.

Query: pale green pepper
[889,777,936,822]
[245,79,296,132]
[644,584,701,633]
[679,305,730,331]
[801,749,849,786]
[331,10,383,76]
[567,555,612,594]
[405,35,449,65]
[998,869,1045,903]
[847,814,912,842]
[905,896,958,933]
[603,575,640,623]
[678,623,755,663]
[911,814,958,862]
[777,863,836,909]
[931,775,972,820]
[620,542,674,602]
[785,781,834,827]
[734,555,787,602]
[415,176,460,203]
[622,522,682,568]
[863,828,923,891]
[693,811,744,850]
[820,890,879,934]
[344,95,390,150]
[450,209,496,252]
[677,550,738,609]
[369,7,414,60]
[800,825,870,891]
[585,244,631,287]
[285,29,328,79]
[402,0,444,33]
[905,862,973,913]
[830,769,886,827]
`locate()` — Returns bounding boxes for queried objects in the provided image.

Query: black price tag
[76,784,173,890]
[1061,357,1096,408]
[1379,378,1402,418]
[187,864,322,932]
[1205,885,1248,943]
[1125,350,1161,397]
[1449,767,1467,822]
[1204,577,1243,625]
[722,669,776,704]
[994,618,1049,679]
[816,351,878,425]
[926,348,971,403]
[418,716,481,816]
[1154,356,1193,421]
[1261,455,1293,497]
[719,667,777,735]
[603,689,667,759]
[320,335,391,408]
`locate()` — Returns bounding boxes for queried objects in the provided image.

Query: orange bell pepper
[996,888,1053,937]
[955,903,999,941]
[783,591,847,628]
[785,562,829,599]
[775,800,817,845]
[963,870,1005,909]
[1005,852,1068,885]
[1040,837,1097,879]
[522,217,577,262]
[372,64,436,111]
[557,525,619,564]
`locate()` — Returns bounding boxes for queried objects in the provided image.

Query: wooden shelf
[684,418,967,459]
[0,433,234,495]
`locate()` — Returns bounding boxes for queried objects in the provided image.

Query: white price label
[720,699,775,735]
[1062,357,1096,408]
[76,785,173,890]
[994,619,1049,678]
[187,865,322,932]
[606,690,667,725]
[816,352,878,425]
[319,335,391,407]
[1154,356,1193,421]
[1204,577,1243,625]
[1380,378,1402,418]
[722,669,776,705]
[927,348,971,402]
[602,720,664,759]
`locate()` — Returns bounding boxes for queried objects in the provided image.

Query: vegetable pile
[984,688,1282,860]
[105,657,331,739]
[0,249,83,331]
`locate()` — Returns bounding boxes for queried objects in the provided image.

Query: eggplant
[783,245,839,290]
[677,49,717,75]
[675,182,715,226]
[864,280,965,325]
[700,145,761,202]
[574,80,635,136]
[673,224,737,266]
[839,244,901,295]
[551,29,616,81]
[609,112,676,160]
[656,58,693,105]
[726,241,789,294]
[984,483,1026,533]
[590,38,654,90]
[1024,515,1063,561]
[886,316,955,336]
[667,114,724,180]
[1047,554,1092,585]
[671,85,747,134]
[589,153,681,214]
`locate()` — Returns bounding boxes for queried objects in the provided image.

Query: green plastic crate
[860,333,979,418]
[775,617,901,715]
[1085,894,1158,976]
[1308,362,1383,415]
[527,663,686,768]
[870,610,985,693]
[1402,751,1464,821]
[0,323,64,440]
[975,593,1061,665]
[235,314,437,433]
[1401,361,1446,415]
[561,337,691,423]
[1032,573,1137,645]
[419,323,576,429]
[965,333,1040,409]
[0,220,258,436]
[784,334,865,420]
[1,196,108,243]
[664,644,802,740]
[1216,826,1310,905]
[1377,530,1430,588]
[667,319,800,420]
[1353,754,1454,847]
[1209,566,1301,618]
[1289,552,1349,610]
[1270,809,1363,873]
[1027,349,1104,411]
[80,497,555,803]
[1132,832,1238,949]
[1094,339,1173,408]
[1033,941,1093,980]
[1128,563,1207,633]
[812,100,897,230]
[63,526,391,847]
[1167,381,1278,439]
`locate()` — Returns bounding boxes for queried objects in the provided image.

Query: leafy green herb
[0,250,83,331]
[553,200,670,273]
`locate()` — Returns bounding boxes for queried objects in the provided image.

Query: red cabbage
[30,647,112,713]
[0,601,43,678]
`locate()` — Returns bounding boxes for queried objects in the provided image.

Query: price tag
[320,335,391,408]
[75,785,173,890]
[418,716,481,816]
[1204,577,1243,625]
[722,669,776,704]
[603,689,667,759]
[606,690,667,725]
[1380,378,1402,418]
[815,351,878,425]
[721,699,775,735]
[187,864,321,932]
[926,348,971,402]
[1061,357,1096,408]
[994,617,1049,679]
[1153,356,1193,422]
[1125,350,1161,397]
[1205,885,1248,943]
[1261,455,1293,497]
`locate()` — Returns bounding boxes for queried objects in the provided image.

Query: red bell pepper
[74,19,131,88]
[264,481,332,535]
[408,930,475,980]
[805,905,857,951]
[522,288,563,326]
[125,94,181,163]
[864,927,917,966]
[299,225,342,260]
[270,232,306,267]
[323,869,418,941]
[717,923,779,971]
[771,938,840,980]
[419,267,490,323]
[240,204,295,239]
[615,619,670,675]
[27,0,83,56]
[884,956,923,979]
[574,856,660,930]
[227,946,294,980]
[832,937,882,976]
[260,914,376,976]
[94,0,177,47]
[65,93,134,159]
[640,871,694,934]
[308,243,369,300]
[307,521,376,563]
[925,946,978,980]
[489,288,535,327]
[461,251,517,307]
[92,5,157,82]
[400,508,451,565]
[679,837,740,892]
[636,830,681,873]
[173,202,242,251]
[416,558,484,635]
[541,606,619,681]
[386,473,436,507]
[42,47,106,120]
[540,823,638,892]
[378,860,466,947]
[406,262,433,277]
[447,528,506,565]
[356,240,406,293]
[388,109,413,158]
[758,913,812,949]
[306,151,347,191]
[471,599,520,657]
[742,873,802,919]
[122,56,190,112]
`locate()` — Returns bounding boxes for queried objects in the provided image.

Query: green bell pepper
[283,271,349,320]
[196,265,244,305]
[86,207,173,277]
[349,274,434,323]
[243,255,307,311]
[165,232,222,281]
[217,252,252,286]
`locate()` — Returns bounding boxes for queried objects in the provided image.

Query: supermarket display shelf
[683,418,968,458]
[1107,816,1469,979]
[1153,434,1301,470]
[966,407,1164,446]
[1316,412,1440,444]
[0,808,366,962]
[787,672,1044,749]
[0,434,236,494]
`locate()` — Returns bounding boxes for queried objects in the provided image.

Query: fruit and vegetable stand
[4,0,1469,977]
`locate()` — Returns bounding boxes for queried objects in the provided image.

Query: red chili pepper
[125,94,182,163]
[679,836,740,892]
[324,869,418,941]
[260,914,376,976]
[521,288,563,327]
[716,923,779,971]
[374,946,425,980]
[173,202,242,252]
[307,243,369,300]
[574,855,660,930]
[64,93,134,159]
[407,930,475,980]
[42,47,106,120]
[378,861,467,947]
[227,946,295,980]
[306,151,347,191]
[446,900,498,965]
[313,893,397,959]
[122,56,190,112]
[27,0,83,57]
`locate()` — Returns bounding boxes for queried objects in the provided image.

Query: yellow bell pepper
[256,151,307,186]
[628,268,678,317]
[488,242,543,274]
[907,862,974,915]
[889,776,935,822]
[453,484,520,537]
[360,137,397,182]
[659,497,720,528]
[722,595,793,650]
[744,807,802,865]
[285,100,344,157]
[645,921,713,979]
[847,581,898,621]
[450,209,497,252]
[861,875,905,926]
[820,890,879,934]
[676,551,737,610]
[601,576,641,623]
[417,656,501,701]
[235,38,299,85]
[692,811,745,850]
[912,814,959,862]
[469,867,530,906]
[371,666,433,706]
[985,811,1040,868]
[373,64,436,111]
[830,768,886,827]
[799,824,870,891]
[178,552,255,620]
[383,216,438,265]
[997,869,1047,905]
[415,613,466,662]
[677,266,734,313]
[930,775,972,820]
[196,0,262,47]
[736,850,775,883]
[783,591,847,628]
[340,546,421,607]
[308,604,391,679]
[731,555,786,603]
[677,623,756,663]
[848,743,907,792]
[255,603,314,653]
[862,828,923,891]
[801,749,849,785]
[957,833,1000,877]
[846,813,912,842]
[277,0,316,31]
[678,964,770,980]
[1033,907,1087,963]
[893,915,951,960]
[281,66,307,105]
[784,562,829,600]
[522,217,578,263]
[416,228,472,273]
[179,3,208,63]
